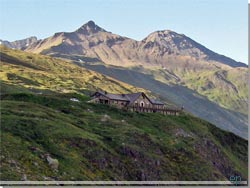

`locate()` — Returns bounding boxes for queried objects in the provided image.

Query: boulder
[101,114,111,122]
[21,174,27,181]
[45,154,59,170]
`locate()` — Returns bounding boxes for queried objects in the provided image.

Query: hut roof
[92,91,164,105]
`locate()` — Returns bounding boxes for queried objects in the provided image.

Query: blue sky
[0,0,247,63]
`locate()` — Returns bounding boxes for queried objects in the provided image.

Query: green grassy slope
[0,46,147,96]
[76,63,248,139]
[0,46,247,181]
[0,90,247,181]
[169,67,247,115]
[0,46,175,107]
[131,65,248,115]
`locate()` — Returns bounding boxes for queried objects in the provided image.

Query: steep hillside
[0,46,151,97]
[0,89,247,181]
[24,21,247,112]
[0,46,247,182]
[38,21,247,114]
[23,21,248,139]
[78,63,248,139]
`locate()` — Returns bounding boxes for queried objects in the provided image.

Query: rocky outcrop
[100,114,111,122]
[45,154,59,171]
[194,138,244,180]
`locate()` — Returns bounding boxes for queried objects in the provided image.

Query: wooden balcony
[127,106,181,115]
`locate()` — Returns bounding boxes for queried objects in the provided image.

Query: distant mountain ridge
[2,21,248,139]
[24,21,246,68]
[140,30,246,67]
[0,36,38,50]
[1,21,247,67]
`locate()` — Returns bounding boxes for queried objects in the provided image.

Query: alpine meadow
[0,0,248,185]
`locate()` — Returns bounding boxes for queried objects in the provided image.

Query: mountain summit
[140,30,246,67]
[25,20,246,68]
[76,20,106,34]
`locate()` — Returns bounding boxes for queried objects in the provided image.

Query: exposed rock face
[194,138,244,179]
[174,128,195,138]
[65,132,247,181]
[76,20,107,35]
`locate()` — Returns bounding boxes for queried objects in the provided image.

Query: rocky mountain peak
[76,20,106,35]
[145,30,181,40]
[23,22,247,68]
[141,30,184,48]
[86,20,96,27]
[140,30,189,54]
